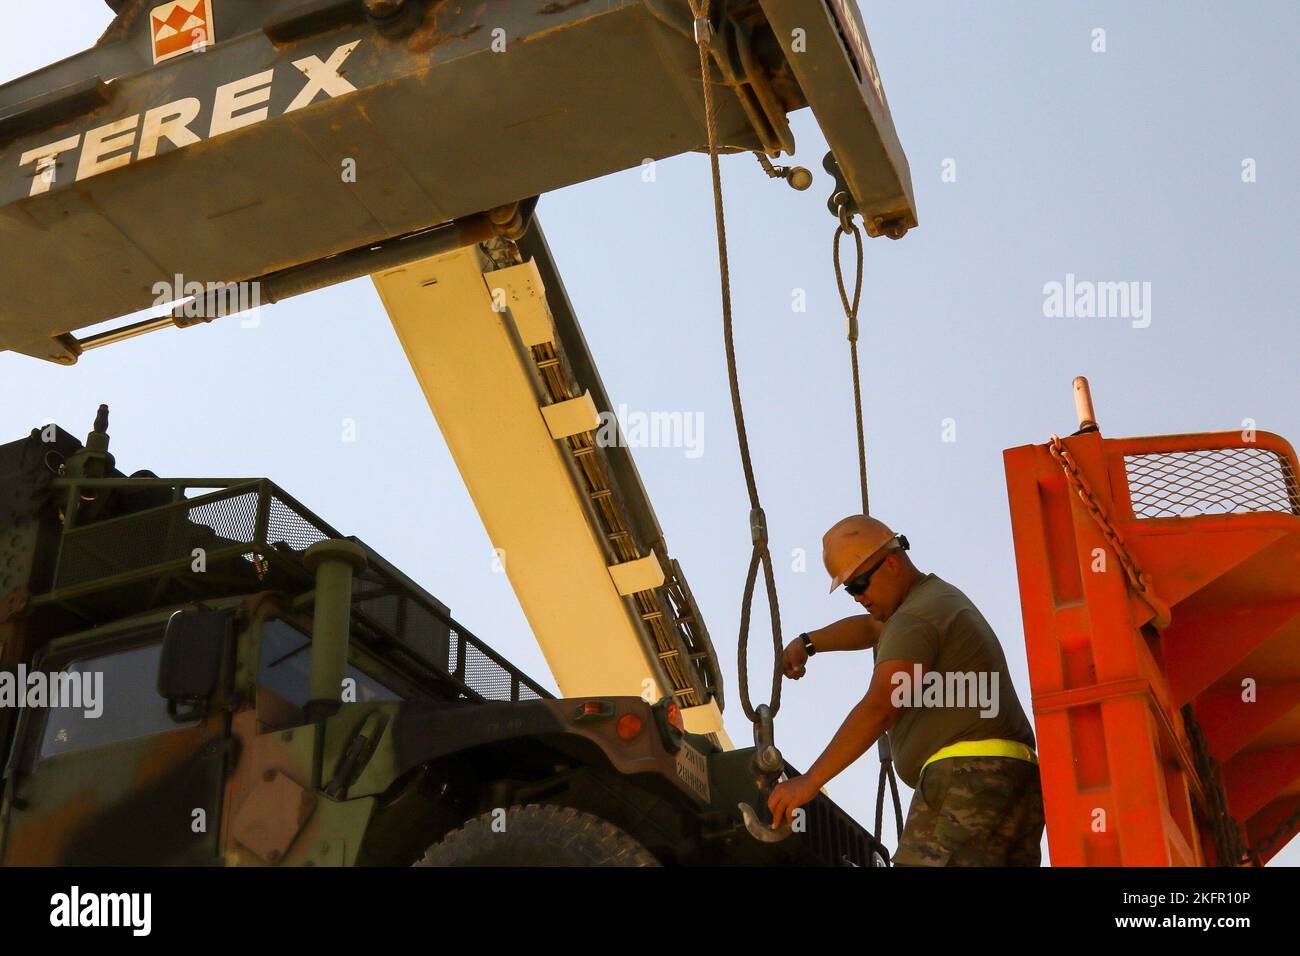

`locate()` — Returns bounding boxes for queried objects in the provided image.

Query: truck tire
[416,804,660,867]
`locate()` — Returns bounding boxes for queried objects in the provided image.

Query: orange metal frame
[1004,429,1300,865]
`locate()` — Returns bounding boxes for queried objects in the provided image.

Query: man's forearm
[807,614,883,653]
[804,699,894,788]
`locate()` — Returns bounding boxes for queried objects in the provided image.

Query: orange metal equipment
[1005,389,1300,866]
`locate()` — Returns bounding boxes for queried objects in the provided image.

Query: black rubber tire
[415,804,660,867]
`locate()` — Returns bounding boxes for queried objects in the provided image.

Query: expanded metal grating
[445,628,545,702]
[51,478,550,704]
[54,484,339,591]
[1124,447,1300,519]
[782,760,882,867]
[265,495,332,553]
[55,489,265,589]
[187,491,261,550]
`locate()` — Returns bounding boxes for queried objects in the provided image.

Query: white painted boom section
[372,245,661,700]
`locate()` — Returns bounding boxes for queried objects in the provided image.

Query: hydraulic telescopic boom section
[0,0,915,363]
[373,221,731,741]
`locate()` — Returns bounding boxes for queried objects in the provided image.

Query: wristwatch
[800,632,817,656]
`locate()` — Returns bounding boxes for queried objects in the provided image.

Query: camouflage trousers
[892,756,1045,867]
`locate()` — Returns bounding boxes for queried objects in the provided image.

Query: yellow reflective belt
[920,738,1038,773]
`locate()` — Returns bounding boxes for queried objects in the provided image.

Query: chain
[1047,435,1171,629]
[1183,703,1300,863]
[687,0,782,724]
[1247,801,1300,864]
[1182,704,1249,865]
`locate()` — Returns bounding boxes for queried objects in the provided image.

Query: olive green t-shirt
[874,573,1035,788]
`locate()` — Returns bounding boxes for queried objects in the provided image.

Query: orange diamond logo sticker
[150,0,215,65]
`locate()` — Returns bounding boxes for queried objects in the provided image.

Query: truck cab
[0,414,885,866]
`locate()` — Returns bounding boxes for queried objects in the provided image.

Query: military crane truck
[0,408,887,866]
[0,0,918,864]
[9,0,1293,872]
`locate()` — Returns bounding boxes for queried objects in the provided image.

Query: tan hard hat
[822,515,901,593]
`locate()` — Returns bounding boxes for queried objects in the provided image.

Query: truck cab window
[39,640,174,760]
[259,619,401,706]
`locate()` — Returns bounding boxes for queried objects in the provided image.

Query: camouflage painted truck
[0,409,886,866]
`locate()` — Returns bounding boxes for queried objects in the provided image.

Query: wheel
[415,803,660,867]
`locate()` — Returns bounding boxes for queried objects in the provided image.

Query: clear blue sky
[2,1,1297,865]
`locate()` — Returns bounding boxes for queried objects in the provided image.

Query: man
[767,514,1045,866]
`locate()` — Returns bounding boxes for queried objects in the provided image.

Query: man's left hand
[767,774,821,828]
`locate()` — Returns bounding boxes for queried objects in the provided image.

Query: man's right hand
[782,637,809,680]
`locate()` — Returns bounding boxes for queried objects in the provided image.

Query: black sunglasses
[843,535,909,596]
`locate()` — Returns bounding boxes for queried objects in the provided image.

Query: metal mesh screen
[50,479,551,703]
[783,760,879,866]
[56,506,172,588]
[1125,447,1300,519]
[56,489,263,589]
[398,593,448,665]
[351,587,546,703]
[351,571,452,680]
[462,639,514,701]
[187,491,259,545]
[445,628,547,702]
[265,496,332,552]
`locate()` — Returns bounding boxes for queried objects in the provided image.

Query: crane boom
[373,221,729,742]
[0,0,917,752]
[0,0,915,363]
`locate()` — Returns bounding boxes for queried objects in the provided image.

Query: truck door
[0,623,231,865]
